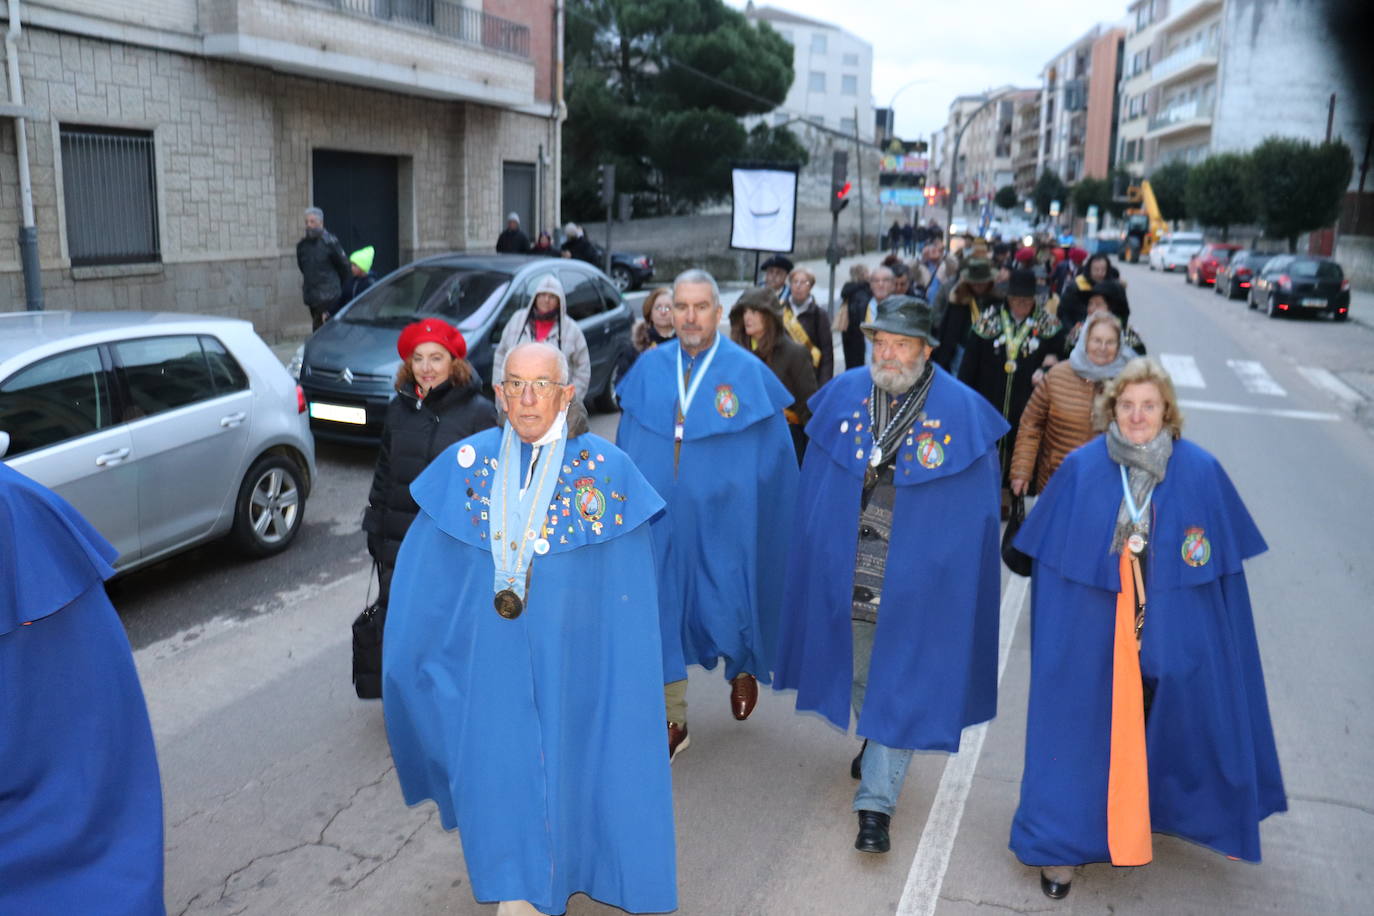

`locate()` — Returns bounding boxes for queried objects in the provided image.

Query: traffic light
[830,150,850,214]
[598,164,616,208]
[924,185,938,204]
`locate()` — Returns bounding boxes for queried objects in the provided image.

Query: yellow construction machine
[1119,181,1167,263]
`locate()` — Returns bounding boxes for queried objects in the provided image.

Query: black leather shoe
[850,739,868,780]
[1039,869,1071,899]
[854,810,891,853]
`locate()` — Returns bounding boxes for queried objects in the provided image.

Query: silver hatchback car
[0,311,316,574]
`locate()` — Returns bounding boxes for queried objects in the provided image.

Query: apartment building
[1037,24,1124,184]
[960,87,1037,211]
[1012,93,1041,197]
[744,3,875,141]
[0,0,560,336]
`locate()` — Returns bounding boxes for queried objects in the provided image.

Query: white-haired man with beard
[772,295,1010,854]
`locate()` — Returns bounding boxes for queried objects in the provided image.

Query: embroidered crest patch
[915,432,945,469]
[714,384,739,418]
[1181,526,1211,567]
[575,477,606,522]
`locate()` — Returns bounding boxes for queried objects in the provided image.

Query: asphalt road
[119,265,1374,914]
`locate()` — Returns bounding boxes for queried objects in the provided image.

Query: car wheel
[610,265,633,292]
[230,454,305,557]
[1266,293,1280,319]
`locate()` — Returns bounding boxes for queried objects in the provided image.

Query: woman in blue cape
[384,343,676,915]
[1009,358,1285,900]
[0,462,165,914]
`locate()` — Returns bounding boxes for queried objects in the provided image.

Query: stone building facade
[0,0,561,339]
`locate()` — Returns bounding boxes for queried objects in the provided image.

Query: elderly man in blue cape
[772,295,1009,854]
[383,342,676,916]
[0,458,164,913]
[616,268,800,759]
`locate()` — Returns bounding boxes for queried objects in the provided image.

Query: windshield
[1291,259,1342,281]
[341,266,511,329]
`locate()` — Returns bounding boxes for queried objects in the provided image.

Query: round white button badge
[457,444,476,468]
[534,538,550,555]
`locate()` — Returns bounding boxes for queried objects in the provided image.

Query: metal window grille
[60,126,160,267]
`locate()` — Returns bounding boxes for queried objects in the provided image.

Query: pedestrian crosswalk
[1154,351,1358,421]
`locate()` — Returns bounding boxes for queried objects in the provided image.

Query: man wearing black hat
[759,254,794,307]
[774,295,1009,855]
[931,257,1001,373]
[958,268,1065,503]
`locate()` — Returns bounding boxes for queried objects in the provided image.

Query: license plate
[309,402,367,425]
[1301,298,1328,308]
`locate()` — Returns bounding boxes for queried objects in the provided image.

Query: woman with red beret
[362,319,497,643]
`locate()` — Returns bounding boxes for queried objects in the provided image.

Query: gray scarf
[1069,312,1135,382]
[1105,422,1172,554]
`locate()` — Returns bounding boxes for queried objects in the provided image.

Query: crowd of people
[4,232,1284,914]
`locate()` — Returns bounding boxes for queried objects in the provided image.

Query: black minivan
[294,255,633,441]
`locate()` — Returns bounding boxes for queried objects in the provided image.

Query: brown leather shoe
[730,673,758,720]
[667,721,690,762]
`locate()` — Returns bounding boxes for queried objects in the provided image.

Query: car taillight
[1236,268,1251,277]
[1277,274,1291,290]
[635,257,649,267]
[296,385,307,414]
[1341,278,1350,291]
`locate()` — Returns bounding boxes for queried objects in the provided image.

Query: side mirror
[0,431,9,459]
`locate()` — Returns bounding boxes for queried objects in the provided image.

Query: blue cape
[1009,437,1286,865]
[383,428,676,915]
[772,366,1010,750]
[0,464,164,913]
[616,336,800,683]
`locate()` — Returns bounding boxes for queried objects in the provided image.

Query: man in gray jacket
[296,207,350,330]
[492,273,591,403]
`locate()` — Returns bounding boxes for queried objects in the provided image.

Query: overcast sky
[728,0,1128,140]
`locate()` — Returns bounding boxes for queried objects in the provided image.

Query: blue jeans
[851,619,915,816]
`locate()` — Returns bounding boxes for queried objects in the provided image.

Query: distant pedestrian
[773,296,1008,856]
[1010,359,1285,900]
[492,273,591,401]
[340,245,377,306]
[632,287,676,354]
[784,267,834,386]
[730,287,817,463]
[0,464,165,912]
[759,253,793,306]
[495,212,531,254]
[559,222,600,265]
[296,206,350,330]
[901,221,915,256]
[531,230,555,256]
[383,342,677,915]
[888,220,902,254]
[836,263,871,371]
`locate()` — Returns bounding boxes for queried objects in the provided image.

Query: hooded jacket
[492,273,593,400]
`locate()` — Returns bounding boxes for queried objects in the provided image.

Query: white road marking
[1227,359,1288,397]
[1297,367,1365,407]
[896,574,1031,916]
[1179,398,1340,422]
[1159,353,1206,389]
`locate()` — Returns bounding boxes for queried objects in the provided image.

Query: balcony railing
[330,0,530,58]
[1151,37,1219,82]
[1148,97,1215,133]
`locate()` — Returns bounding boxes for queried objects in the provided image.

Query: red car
[1187,243,1242,286]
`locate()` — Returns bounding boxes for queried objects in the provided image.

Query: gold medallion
[1004,359,1017,374]
[494,589,524,619]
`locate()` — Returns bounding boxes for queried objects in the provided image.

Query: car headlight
[287,344,304,380]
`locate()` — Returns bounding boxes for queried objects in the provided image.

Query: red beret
[1013,247,1036,264]
[1068,246,1089,264]
[396,318,466,361]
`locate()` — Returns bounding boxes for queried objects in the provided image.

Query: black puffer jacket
[363,363,498,601]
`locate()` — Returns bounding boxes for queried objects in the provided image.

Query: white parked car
[0,311,316,573]
[1149,231,1204,272]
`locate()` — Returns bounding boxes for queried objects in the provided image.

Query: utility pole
[853,105,866,254]
[598,164,615,275]
[6,1,43,310]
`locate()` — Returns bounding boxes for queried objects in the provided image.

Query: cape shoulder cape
[0,462,116,636]
[804,365,1010,486]
[1009,437,1284,865]
[409,427,665,554]
[386,429,676,914]
[616,336,793,440]
[614,339,799,684]
[775,368,1009,750]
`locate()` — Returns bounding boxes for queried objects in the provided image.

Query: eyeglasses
[501,378,563,398]
[652,303,673,313]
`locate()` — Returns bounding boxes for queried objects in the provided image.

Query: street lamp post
[945,94,1000,245]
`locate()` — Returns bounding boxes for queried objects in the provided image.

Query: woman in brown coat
[729,287,817,464]
[1010,311,1133,496]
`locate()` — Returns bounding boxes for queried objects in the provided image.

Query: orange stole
[1107,549,1152,865]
